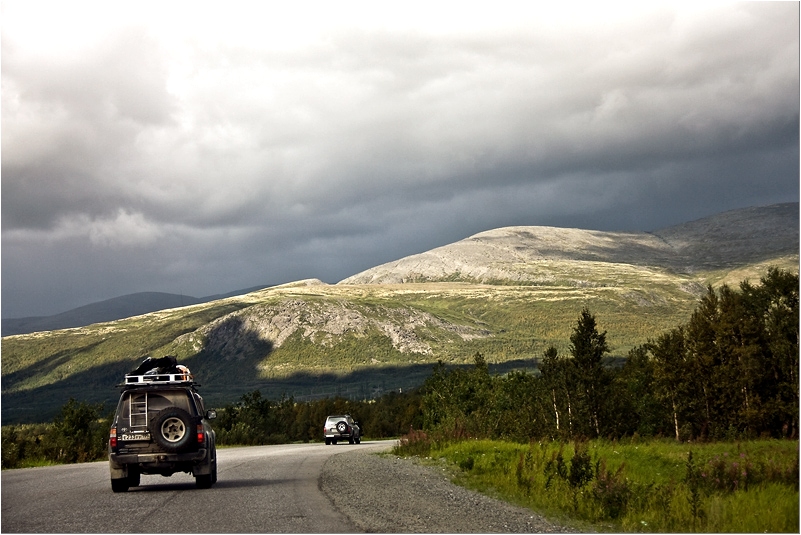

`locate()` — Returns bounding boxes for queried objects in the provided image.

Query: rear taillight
[109,428,117,449]
[197,425,204,444]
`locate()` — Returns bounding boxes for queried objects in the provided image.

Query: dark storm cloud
[2,2,798,318]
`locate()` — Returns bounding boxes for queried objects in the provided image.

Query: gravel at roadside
[320,447,577,533]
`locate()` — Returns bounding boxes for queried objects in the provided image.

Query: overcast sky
[2,2,799,318]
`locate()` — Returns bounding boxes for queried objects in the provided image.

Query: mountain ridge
[2,285,272,336]
[339,202,798,285]
[3,203,797,336]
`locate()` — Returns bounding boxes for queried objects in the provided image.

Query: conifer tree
[614,345,665,436]
[568,308,609,437]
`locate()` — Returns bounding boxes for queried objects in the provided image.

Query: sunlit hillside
[2,203,797,424]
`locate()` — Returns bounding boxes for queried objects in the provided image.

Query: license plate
[121,433,150,441]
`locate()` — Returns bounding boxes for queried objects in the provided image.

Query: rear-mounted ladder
[129,394,148,429]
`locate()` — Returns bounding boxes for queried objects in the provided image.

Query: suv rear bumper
[110,449,207,466]
[109,449,208,478]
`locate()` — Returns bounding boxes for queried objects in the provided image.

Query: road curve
[1,441,393,533]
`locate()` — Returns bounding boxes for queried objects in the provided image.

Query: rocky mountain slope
[340,203,798,285]
[185,297,490,359]
[653,203,798,269]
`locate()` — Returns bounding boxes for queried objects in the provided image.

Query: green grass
[396,437,799,533]
[3,458,61,469]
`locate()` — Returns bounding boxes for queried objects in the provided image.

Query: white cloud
[87,210,164,247]
[1,1,797,317]
[4,210,164,248]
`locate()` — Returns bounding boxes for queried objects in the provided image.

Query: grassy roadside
[394,436,799,532]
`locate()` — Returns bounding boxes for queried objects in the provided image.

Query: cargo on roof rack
[120,356,196,388]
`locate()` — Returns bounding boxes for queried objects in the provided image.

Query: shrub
[394,428,433,457]
[591,458,631,519]
[2,424,49,469]
[43,398,108,464]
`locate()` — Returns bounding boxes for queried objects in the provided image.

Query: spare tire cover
[149,407,194,453]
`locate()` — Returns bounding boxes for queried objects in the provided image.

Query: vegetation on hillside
[1,278,702,424]
[386,267,799,532]
[3,203,797,424]
[417,268,798,442]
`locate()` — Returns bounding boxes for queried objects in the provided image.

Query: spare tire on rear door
[149,407,194,453]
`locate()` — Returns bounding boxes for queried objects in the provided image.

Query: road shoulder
[320,447,575,533]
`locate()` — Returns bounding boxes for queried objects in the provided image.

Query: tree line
[421,267,798,442]
[2,268,796,468]
[2,398,109,468]
[1,387,423,468]
[211,388,422,445]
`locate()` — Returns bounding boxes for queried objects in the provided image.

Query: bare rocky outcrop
[175,298,490,360]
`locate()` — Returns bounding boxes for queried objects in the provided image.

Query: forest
[421,267,798,442]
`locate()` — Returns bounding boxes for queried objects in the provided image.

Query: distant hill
[4,203,796,336]
[2,203,797,424]
[340,203,798,285]
[652,203,799,268]
[2,285,272,336]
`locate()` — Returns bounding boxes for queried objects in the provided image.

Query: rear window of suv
[326,415,352,425]
[117,389,193,428]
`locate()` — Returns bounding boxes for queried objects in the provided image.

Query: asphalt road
[1,441,394,533]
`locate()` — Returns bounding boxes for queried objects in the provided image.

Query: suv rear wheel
[195,441,217,489]
[128,466,140,488]
[196,474,213,489]
[111,478,129,493]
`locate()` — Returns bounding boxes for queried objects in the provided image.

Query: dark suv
[108,357,217,492]
[324,414,361,445]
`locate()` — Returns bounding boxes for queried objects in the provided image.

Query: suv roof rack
[119,372,198,388]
